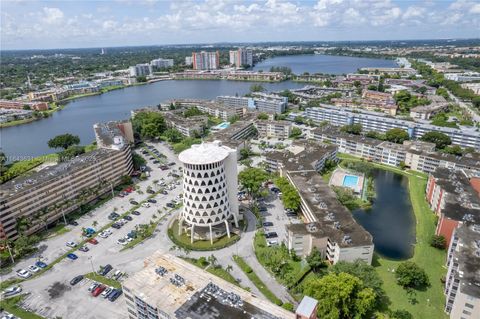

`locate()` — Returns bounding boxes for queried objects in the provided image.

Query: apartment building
[251,93,288,114]
[304,105,480,149]
[0,100,49,111]
[226,71,285,82]
[192,51,219,70]
[444,224,480,318]
[207,118,257,153]
[195,102,244,121]
[331,97,398,116]
[122,252,311,319]
[255,120,292,139]
[150,58,174,69]
[0,124,133,240]
[358,67,417,76]
[229,48,253,68]
[129,64,152,77]
[425,168,480,247]
[0,109,33,123]
[308,125,480,175]
[216,95,255,109]
[410,104,448,120]
[265,141,374,264]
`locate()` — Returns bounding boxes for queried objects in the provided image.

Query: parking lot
[1,142,187,319]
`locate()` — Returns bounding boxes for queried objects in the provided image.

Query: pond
[352,169,415,260]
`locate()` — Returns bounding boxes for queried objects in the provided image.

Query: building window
[465,303,474,309]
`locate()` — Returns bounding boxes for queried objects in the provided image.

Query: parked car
[117,238,127,245]
[87,282,99,292]
[130,200,139,205]
[168,162,175,166]
[2,286,22,297]
[142,203,150,208]
[147,199,157,203]
[35,261,47,269]
[28,265,40,273]
[99,232,109,238]
[259,206,267,212]
[66,253,78,260]
[162,190,168,195]
[132,211,141,216]
[92,284,106,297]
[66,241,77,248]
[68,221,79,226]
[99,264,113,276]
[78,246,89,252]
[108,289,123,302]
[111,223,122,229]
[265,232,278,239]
[16,269,31,279]
[112,270,123,280]
[108,212,120,220]
[101,287,114,298]
[69,275,84,286]
[267,240,279,247]
[123,215,133,221]
[88,238,99,245]
[166,202,174,208]
[263,222,273,227]
[146,189,155,194]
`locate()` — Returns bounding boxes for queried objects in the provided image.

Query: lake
[1,54,396,158]
[253,54,397,75]
[352,169,415,260]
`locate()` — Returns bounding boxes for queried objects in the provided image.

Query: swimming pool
[342,175,359,188]
[216,122,230,129]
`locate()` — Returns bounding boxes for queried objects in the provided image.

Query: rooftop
[122,252,295,319]
[178,141,231,165]
[93,121,127,150]
[453,224,480,298]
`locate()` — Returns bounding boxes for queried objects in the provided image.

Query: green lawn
[0,295,45,319]
[85,272,121,289]
[233,255,283,305]
[338,153,447,318]
[168,219,240,251]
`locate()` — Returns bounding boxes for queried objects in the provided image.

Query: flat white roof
[178,141,230,165]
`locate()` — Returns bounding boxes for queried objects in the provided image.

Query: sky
[1,0,479,50]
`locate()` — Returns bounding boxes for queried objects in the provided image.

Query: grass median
[233,255,283,306]
[84,272,121,289]
[0,294,45,319]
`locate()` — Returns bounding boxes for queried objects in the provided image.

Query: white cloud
[42,7,64,24]
[470,3,480,14]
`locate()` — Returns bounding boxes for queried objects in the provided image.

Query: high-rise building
[129,63,152,77]
[150,58,174,69]
[229,48,253,68]
[185,56,193,65]
[192,51,219,70]
[178,141,239,242]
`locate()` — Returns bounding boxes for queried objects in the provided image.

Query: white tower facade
[178,141,239,243]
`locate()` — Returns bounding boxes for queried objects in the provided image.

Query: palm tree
[92,221,98,228]
[207,254,217,267]
[226,265,233,273]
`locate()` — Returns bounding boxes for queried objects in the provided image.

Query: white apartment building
[178,141,239,242]
[255,120,292,139]
[150,58,174,69]
[229,48,253,68]
[129,64,152,77]
[444,224,480,319]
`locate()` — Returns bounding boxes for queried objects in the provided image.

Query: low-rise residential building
[444,224,480,318]
[195,102,244,121]
[425,168,480,246]
[308,125,480,175]
[0,123,133,240]
[304,104,480,150]
[0,100,49,111]
[122,252,303,319]
[217,95,254,109]
[163,112,207,137]
[207,117,257,152]
[331,97,397,116]
[0,108,33,123]
[255,120,292,139]
[444,72,480,82]
[410,104,448,120]
[461,83,480,95]
[265,141,374,264]
[63,81,99,95]
[359,67,417,76]
[226,71,285,82]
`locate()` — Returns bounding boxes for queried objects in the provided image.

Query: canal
[352,169,415,260]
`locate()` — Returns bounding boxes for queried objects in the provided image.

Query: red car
[92,284,106,297]
[88,238,99,245]
[125,187,133,193]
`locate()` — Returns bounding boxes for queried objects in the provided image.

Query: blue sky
[1,0,479,50]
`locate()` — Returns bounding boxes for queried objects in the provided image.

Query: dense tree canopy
[257,113,269,120]
[132,112,166,139]
[340,123,362,135]
[385,128,409,144]
[304,272,377,319]
[420,132,452,150]
[238,167,269,199]
[47,133,80,150]
[395,261,430,289]
[275,177,301,211]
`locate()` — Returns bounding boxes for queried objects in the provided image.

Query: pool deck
[329,168,365,194]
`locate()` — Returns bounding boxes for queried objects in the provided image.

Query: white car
[87,282,99,292]
[142,203,150,208]
[16,269,31,279]
[28,265,40,273]
[117,238,127,245]
[1,312,16,319]
[98,232,109,238]
[267,240,279,247]
[66,241,77,248]
[101,286,114,298]
[2,286,22,297]
[104,229,113,235]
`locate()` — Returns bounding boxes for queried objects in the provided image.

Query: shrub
[430,235,446,249]
[395,262,430,289]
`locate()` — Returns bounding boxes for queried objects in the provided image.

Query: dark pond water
[352,169,415,260]
[253,54,397,75]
